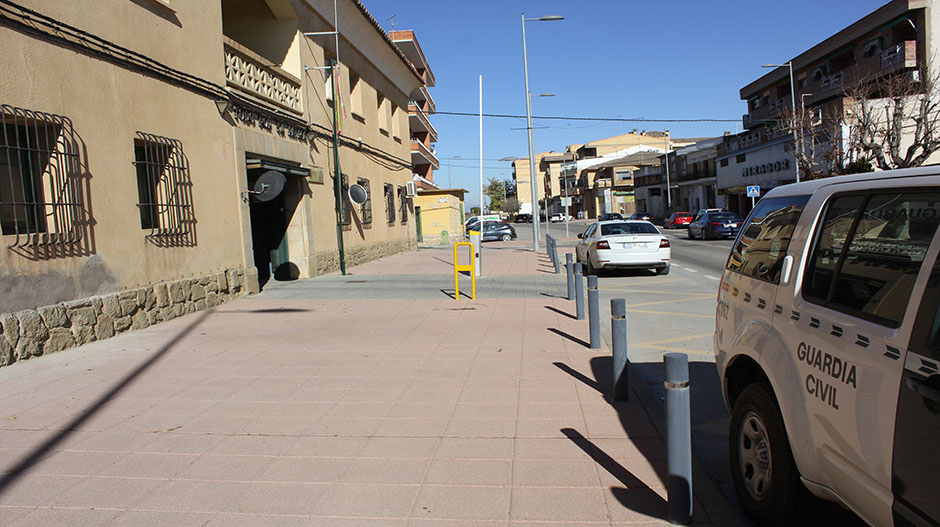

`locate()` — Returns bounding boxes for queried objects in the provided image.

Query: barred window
[398,186,408,224]
[340,173,351,227]
[1,105,87,250]
[357,177,372,225]
[133,132,195,245]
[384,183,395,223]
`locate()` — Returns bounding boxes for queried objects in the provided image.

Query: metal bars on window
[0,104,87,253]
[133,132,195,246]
[358,177,372,225]
[398,186,408,224]
[340,173,351,228]
[385,183,395,223]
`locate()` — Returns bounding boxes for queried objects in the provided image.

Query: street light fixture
[762,62,800,183]
[522,12,563,252]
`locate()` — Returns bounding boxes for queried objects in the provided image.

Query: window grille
[1,104,87,251]
[357,177,372,225]
[398,186,408,224]
[384,183,395,223]
[133,132,195,245]
[340,173,351,227]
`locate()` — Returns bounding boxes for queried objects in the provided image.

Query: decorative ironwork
[384,183,395,223]
[1,104,90,255]
[358,177,372,225]
[133,132,196,246]
[224,45,301,113]
[398,186,408,224]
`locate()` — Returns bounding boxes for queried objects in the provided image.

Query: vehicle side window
[910,256,940,361]
[804,190,940,327]
[583,225,596,238]
[726,195,809,284]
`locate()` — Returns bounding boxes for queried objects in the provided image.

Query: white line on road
[684,268,698,273]
[704,275,720,280]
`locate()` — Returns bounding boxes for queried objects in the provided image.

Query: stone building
[0,0,423,367]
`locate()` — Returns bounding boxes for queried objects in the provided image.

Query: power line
[435,111,739,123]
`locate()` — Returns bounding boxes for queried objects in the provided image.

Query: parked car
[598,213,624,221]
[715,168,940,527]
[550,213,572,222]
[687,211,743,239]
[664,211,693,229]
[628,212,655,223]
[575,220,670,275]
[515,213,532,223]
[465,220,516,242]
[465,214,500,229]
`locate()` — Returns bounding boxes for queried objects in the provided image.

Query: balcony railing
[410,139,439,169]
[408,103,438,142]
[224,37,301,115]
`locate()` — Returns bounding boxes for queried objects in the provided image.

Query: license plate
[623,242,649,248]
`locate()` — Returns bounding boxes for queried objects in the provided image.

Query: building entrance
[245,159,305,289]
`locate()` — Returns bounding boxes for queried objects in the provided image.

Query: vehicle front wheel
[501,233,512,242]
[730,383,821,527]
[687,228,696,240]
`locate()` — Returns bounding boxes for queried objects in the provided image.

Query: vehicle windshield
[601,222,659,235]
[674,212,691,216]
[709,213,739,221]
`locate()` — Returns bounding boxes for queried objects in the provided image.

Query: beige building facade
[0,0,423,367]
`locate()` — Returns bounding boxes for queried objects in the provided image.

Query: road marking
[636,332,714,346]
[628,295,714,308]
[684,268,698,273]
[625,308,713,319]
[704,275,720,280]
[632,345,713,355]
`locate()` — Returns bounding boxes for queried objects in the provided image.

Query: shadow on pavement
[562,428,668,520]
[0,310,211,498]
[544,305,576,320]
[546,327,589,348]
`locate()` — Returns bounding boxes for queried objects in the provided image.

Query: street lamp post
[522,12,563,252]
[762,61,800,183]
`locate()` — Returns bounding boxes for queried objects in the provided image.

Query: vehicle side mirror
[577,233,583,238]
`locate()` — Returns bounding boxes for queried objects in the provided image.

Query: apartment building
[0,0,422,366]
[717,0,938,215]
[389,29,439,190]
[512,152,554,216]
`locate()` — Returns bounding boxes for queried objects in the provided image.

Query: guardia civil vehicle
[714,168,940,527]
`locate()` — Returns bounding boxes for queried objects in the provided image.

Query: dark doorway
[247,168,301,289]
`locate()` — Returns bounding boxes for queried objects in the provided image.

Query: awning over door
[246,157,310,177]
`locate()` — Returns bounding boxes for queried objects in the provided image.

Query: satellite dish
[348,183,368,205]
[252,170,286,202]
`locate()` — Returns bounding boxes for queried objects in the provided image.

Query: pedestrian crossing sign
[746,185,760,197]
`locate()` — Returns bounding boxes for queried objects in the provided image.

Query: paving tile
[436,437,514,460]
[424,458,512,486]
[512,459,600,488]
[13,507,121,526]
[373,418,450,437]
[282,436,368,458]
[137,479,250,513]
[411,485,510,522]
[444,418,515,438]
[509,487,609,523]
[233,481,329,516]
[338,457,432,484]
[317,483,420,519]
[54,475,165,509]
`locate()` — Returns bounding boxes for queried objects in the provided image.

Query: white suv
[714,168,940,527]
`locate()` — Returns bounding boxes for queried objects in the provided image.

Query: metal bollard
[552,240,560,274]
[566,254,574,301]
[574,263,585,320]
[665,353,692,526]
[611,298,628,401]
[587,275,600,349]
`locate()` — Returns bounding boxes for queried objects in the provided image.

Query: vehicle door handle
[906,376,940,404]
[780,255,794,285]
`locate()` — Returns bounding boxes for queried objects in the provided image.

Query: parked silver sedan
[575,220,671,275]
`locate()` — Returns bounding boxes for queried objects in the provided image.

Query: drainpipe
[330,58,347,275]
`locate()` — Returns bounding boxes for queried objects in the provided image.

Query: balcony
[224,37,302,115]
[410,86,436,114]
[408,103,438,142]
[410,139,440,169]
[882,41,917,69]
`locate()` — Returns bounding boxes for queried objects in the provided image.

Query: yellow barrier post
[453,241,476,300]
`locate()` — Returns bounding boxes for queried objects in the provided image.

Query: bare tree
[777,103,851,180]
[845,61,940,170]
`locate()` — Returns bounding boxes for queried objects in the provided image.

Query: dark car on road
[629,212,656,223]
[465,220,517,242]
[598,213,624,221]
[687,211,744,239]
[515,213,532,223]
[664,211,693,229]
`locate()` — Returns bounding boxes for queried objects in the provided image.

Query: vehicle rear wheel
[730,383,822,527]
[655,264,670,275]
[501,233,512,242]
[584,258,595,275]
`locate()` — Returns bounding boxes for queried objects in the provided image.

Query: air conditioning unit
[405,181,417,198]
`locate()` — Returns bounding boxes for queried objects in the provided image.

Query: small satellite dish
[252,170,286,202]
[348,183,368,205]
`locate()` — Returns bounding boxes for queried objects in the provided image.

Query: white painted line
[685,268,698,273]
[704,275,720,280]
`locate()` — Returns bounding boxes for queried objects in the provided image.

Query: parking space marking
[626,308,713,319]
[628,295,714,308]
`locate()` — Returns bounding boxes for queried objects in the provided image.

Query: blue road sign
[746,185,760,198]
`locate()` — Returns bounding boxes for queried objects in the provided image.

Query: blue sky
[365,0,888,208]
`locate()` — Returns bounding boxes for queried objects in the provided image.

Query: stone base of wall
[0,267,253,369]
[316,238,417,275]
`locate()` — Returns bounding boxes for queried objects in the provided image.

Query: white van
[714,168,940,527]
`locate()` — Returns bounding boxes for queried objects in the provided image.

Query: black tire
[501,233,512,242]
[687,228,696,240]
[655,264,670,275]
[729,383,822,527]
[584,258,595,276]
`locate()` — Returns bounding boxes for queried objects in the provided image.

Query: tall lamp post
[762,61,800,183]
[522,12,563,251]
